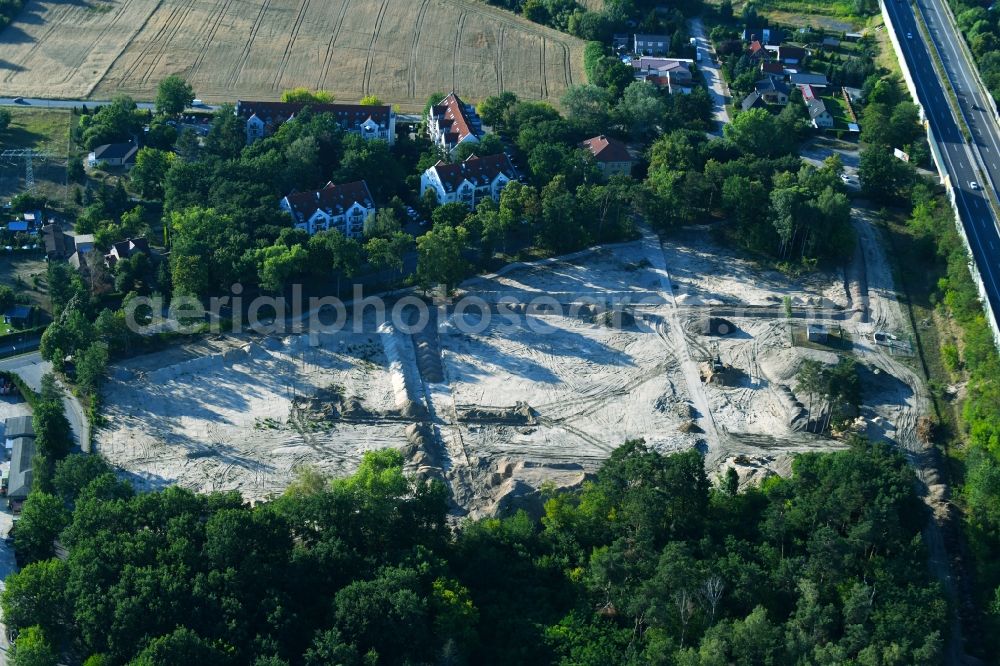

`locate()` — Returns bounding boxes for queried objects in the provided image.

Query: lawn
[0,255,50,315]
[823,94,854,129]
[1,107,72,154]
[0,107,73,206]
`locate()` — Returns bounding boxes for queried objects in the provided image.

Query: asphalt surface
[883,0,1000,325]
[0,351,88,453]
[689,17,731,135]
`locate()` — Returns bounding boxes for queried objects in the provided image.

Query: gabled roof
[790,73,829,86]
[741,92,766,112]
[427,154,516,193]
[761,61,785,75]
[429,93,482,146]
[42,223,72,257]
[580,136,633,164]
[806,98,829,119]
[283,181,374,223]
[779,45,807,60]
[8,436,34,500]
[4,416,34,440]
[236,101,392,129]
[748,40,766,57]
[755,78,790,95]
[633,57,690,76]
[106,237,149,266]
[92,142,138,161]
[634,33,670,42]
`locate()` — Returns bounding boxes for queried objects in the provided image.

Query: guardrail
[880,0,1000,349]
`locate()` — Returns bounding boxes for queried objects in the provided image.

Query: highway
[883,0,1000,329]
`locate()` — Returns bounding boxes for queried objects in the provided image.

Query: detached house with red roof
[426,93,484,158]
[420,154,517,208]
[280,181,376,238]
[580,136,634,177]
[236,101,396,146]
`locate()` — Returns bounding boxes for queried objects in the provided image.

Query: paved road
[916,0,1000,193]
[0,352,88,453]
[689,18,731,135]
[883,0,1000,328]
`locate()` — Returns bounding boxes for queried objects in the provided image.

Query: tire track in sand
[226,0,274,89]
[140,0,201,85]
[539,36,548,97]
[407,0,431,98]
[271,0,313,90]
[4,1,79,82]
[188,0,238,82]
[117,0,183,86]
[361,0,390,95]
[452,11,468,94]
[317,0,350,90]
[495,24,506,94]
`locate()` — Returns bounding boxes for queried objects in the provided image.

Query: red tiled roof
[580,135,633,164]
[283,181,374,222]
[429,154,516,193]
[748,40,765,56]
[431,93,478,145]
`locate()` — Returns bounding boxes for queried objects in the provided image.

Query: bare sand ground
[96,220,928,512]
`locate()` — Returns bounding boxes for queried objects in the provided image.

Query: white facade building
[280,181,375,238]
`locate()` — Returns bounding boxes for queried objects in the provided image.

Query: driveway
[0,353,89,453]
[689,17,731,135]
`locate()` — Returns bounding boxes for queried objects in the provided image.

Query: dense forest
[2,438,946,665]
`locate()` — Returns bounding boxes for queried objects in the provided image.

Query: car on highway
[970,181,980,190]
[906,32,913,39]
[12,97,24,104]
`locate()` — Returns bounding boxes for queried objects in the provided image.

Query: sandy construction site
[96,215,932,516]
[0,0,583,107]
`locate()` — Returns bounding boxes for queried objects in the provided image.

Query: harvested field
[0,0,584,108]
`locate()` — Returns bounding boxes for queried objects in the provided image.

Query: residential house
[580,135,635,177]
[72,233,95,255]
[87,141,138,168]
[420,153,517,208]
[747,40,769,60]
[7,436,34,502]
[778,45,807,65]
[236,100,396,146]
[742,27,783,45]
[805,96,834,128]
[105,237,150,268]
[280,181,375,238]
[3,305,32,328]
[42,223,74,259]
[755,78,790,105]
[426,93,484,158]
[634,34,670,56]
[632,57,693,92]
[22,211,41,229]
[760,61,785,80]
[741,92,767,112]
[790,72,829,88]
